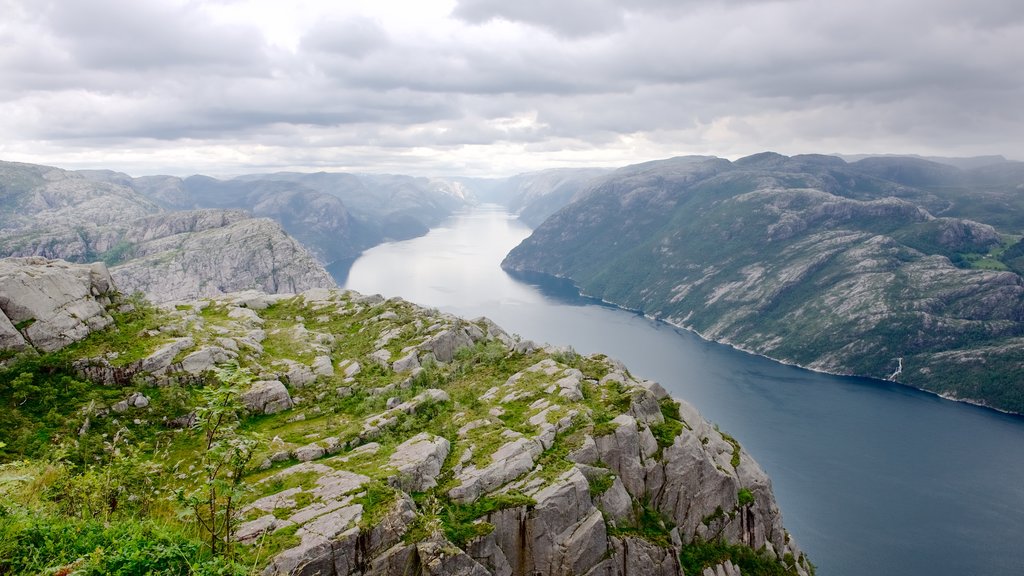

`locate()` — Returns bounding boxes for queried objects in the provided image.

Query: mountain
[226,171,475,253]
[0,161,336,302]
[487,168,611,227]
[503,153,1024,414]
[0,258,812,576]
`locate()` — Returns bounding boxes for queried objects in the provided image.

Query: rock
[0,308,29,351]
[449,437,543,503]
[242,380,294,414]
[129,392,150,408]
[388,432,450,492]
[0,257,115,352]
[294,443,326,462]
[417,537,491,576]
[138,337,194,374]
[419,327,474,363]
[311,355,334,377]
[279,360,316,389]
[179,346,234,374]
[392,351,420,373]
[341,360,361,378]
[369,349,392,368]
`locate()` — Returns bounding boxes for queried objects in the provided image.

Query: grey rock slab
[0,309,29,351]
[0,258,115,352]
[419,327,474,363]
[311,355,333,377]
[242,380,293,414]
[294,443,326,462]
[179,346,235,374]
[388,432,450,492]
[392,350,420,373]
[417,537,492,576]
[138,337,194,374]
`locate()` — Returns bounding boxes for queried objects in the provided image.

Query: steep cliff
[503,154,1024,413]
[0,264,811,576]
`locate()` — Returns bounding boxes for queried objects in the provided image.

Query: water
[338,205,1024,576]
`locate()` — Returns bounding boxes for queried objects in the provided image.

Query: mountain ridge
[503,153,1024,414]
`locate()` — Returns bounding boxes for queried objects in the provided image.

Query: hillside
[503,153,1024,413]
[0,161,336,302]
[0,258,811,576]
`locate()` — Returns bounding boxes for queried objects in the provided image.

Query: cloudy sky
[1,0,1022,177]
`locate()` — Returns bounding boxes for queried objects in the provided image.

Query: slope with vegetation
[503,153,1024,413]
[0,258,811,576]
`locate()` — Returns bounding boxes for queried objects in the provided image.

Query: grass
[680,538,812,576]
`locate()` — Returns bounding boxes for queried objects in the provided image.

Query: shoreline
[504,264,1021,418]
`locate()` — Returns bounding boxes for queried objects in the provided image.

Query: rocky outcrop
[0,257,116,353]
[110,216,336,302]
[15,275,808,576]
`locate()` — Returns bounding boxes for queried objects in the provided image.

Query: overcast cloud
[1,0,1021,176]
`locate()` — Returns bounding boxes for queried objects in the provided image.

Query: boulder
[242,380,293,414]
[419,327,474,363]
[179,346,235,374]
[392,351,420,373]
[0,258,115,352]
[138,337,194,374]
[388,432,450,492]
[312,355,334,377]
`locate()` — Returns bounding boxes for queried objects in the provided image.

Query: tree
[176,364,259,558]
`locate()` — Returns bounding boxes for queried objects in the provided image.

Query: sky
[1,0,1022,177]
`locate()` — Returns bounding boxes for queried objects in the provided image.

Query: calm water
[337,205,1024,576]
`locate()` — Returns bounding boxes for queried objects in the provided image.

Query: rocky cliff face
[0,161,336,303]
[109,215,336,301]
[503,153,1024,414]
[0,268,812,576]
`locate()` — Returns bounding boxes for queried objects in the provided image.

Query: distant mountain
[503,153,1024,413]
[228,171,474,252]
[837,153,1010,170]
[486,168,612,227]
[0,161,335,301]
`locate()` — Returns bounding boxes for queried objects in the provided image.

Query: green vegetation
[607,499,675,548]
[436,491,535,547]
[680,539,813,576]
[719,429,742,469]
[587,469,616,497]
[503,155,1024,414]
[0,286,805,575]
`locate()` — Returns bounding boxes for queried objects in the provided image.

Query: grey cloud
[3,0,1023,176]
[300,17,390,59]
[32,0,268,71]
[452,0,625,37]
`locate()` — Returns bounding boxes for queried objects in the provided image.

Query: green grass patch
[607,499,675,548]
[718,429,742,469]
[680,538,812,576]
[439,491,535,547]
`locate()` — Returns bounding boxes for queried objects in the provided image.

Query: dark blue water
[337,205,1024,576]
